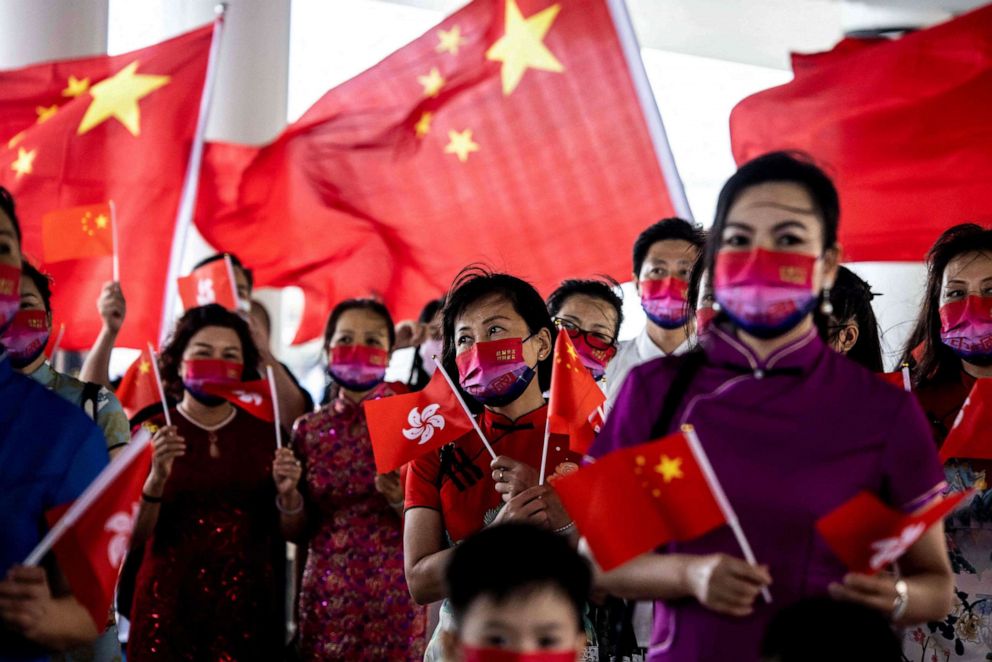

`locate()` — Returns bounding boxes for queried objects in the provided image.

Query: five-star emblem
[62,75,91,98]
[485,0,564,96]
[36,105,59,124]
[436,26,467,56]
[77,61,171,136]
[654,455,684,483]
[10,147,36,178]
[415,111,433,138]
[138,360,151,375]
[417,67,445,98]
[445,129,479,162]
[95,214,109,230]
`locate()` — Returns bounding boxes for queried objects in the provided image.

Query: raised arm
[79,281,125,388]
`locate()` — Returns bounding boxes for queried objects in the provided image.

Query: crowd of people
[1,149,990,662]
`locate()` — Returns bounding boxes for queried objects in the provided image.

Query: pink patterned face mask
[328,344,388,391]
[182,358,244,405]
[456,336,536,407]
[460,645,577,662]
[639,277,689,329]
[940,295,992,366]
[0,263,21,335]
[713,249,818,339]
[1,309,49,369]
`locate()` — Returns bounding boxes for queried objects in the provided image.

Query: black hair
[632,218,705,277]
[409,298,444,391]
[192,252,254,291]
[441,266,556,409]
[419,298,443,325]
[158,304,260,401]
[703,151,840,279]
[0,186,21,243]
[760,597,901,662]
[446,523,591,631]
[20,260,53,313]
[814,266,884,372]
[322,298,396,350]
[903,223,992,387]
[546,277,624,340]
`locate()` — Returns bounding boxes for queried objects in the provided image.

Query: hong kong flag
[200,378,275,422]
[938,379,992,463]
[365,368,476,474]
[816,490,968,575]
[176,255,240,312]
[196,0,687,343]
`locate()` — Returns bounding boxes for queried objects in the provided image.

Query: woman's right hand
[684,553,772,617]
[492,485,550,528]
[148,426,185,486]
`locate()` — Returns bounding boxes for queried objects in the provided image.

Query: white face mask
[237,298,252,315]
[419,338,443,375]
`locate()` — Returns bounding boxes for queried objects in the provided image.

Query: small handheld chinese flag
[37,428,153,629]
[200,378,275,422]
[938,379,992,463]
[548,329,606,455]
[116,346,160,418]
[816,490,968,575]
[41,203,114,264]
[555,431,727,571]
[365,368,476,474]
[176,255,239,312]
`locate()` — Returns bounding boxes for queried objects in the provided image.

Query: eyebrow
[0,229,16,239]
[191,341,240,352]
[743,201,819,216]
[772,220,810,233]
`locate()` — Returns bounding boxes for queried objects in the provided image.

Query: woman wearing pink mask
[589,152,952,662]
[900,224,992,661]
[405,268,581,661]
[546,278,623,384]
[287,298,426,660]
[127,304,298,660]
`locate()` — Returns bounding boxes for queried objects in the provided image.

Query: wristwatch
[891,579,909,621]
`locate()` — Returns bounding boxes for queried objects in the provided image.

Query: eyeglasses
[553,317,616,350]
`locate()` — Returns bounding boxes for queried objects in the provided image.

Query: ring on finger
[496,470,504,482]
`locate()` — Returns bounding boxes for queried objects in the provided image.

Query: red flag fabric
[0,25,214,350]
[730,6,992,262]
[938,379,992,463]
[176,256,239,312]
[876,366,910,392]
[816,490,967,575]
[200,378,275,422]
[555,432,727,571]
[195,0,680,343]
[41,203,114,264]
[548,328,606,455]
[43,431,153,628]
[364,369,477,474]
[116,347,159,418]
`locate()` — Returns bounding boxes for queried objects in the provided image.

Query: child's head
[443,523,590,661]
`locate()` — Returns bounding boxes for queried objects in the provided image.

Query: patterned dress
[293,383,426,661]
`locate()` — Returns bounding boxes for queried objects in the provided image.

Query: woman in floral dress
[288,298,426,660]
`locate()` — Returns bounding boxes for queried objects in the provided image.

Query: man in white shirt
[605,217,705,406]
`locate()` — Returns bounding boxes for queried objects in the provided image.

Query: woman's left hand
[375,471,404,506]
[273,447,303,497]
[828,572,900,614]
[491,455,540,500]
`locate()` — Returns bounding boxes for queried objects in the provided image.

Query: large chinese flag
[556,431,727,570]
[0,25,214,350]
[365,369,476,474]
[548,328,606,455]
[730,5,992,262]
[938,379,992,463]
[196,0,682,343]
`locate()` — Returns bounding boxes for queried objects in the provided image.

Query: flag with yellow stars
[115,345,160,418]
[0,25,213,350]
[548,327,606,455]
[196,0,685,344]
[556,431,727,570]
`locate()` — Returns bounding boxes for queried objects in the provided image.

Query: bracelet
[276,494,304,515]
[389,499,405,510]
[554,521,576,536]
[141,492,163,504]
[891,579,909,621]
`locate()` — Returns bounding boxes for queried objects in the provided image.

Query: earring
[820,288,834,315]
[712,301,721,312]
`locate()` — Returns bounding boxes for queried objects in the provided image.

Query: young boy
[443,524,590,662]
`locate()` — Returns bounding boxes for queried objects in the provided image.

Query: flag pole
[147,342,173,427]
[266,364,283,448]
[538,416,551,486]
[24,428,153,566]
[682,424,772,604]
[604,0,692,221]
[901,363,911,392]
[157,5,227,347]
[109,199,120,283]
[433,357,497,460]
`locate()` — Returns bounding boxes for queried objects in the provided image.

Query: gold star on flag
[485,0,564,96]
[566,343,578,361]
[10,147,36,178]
[138,360,151,374]
[7,131,25,149]
[436,26,467,56]
[418,67,445,98]
[77,61,170,136]
[445,129,479,162]
[36,105,59,124]
[654,455,684,483]
[415,111,433,138]
[95,214,109,230]
[62,75,90,98]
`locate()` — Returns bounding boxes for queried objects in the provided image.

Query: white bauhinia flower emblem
[869,522,926,571]
[104,504,140,568]
[403,403,446,445]
[196,277,216,305]
[234,390,262,406]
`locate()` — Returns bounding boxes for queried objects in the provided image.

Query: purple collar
[705,323,824,375]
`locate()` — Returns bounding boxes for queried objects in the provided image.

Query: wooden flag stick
[147,342,172,427]
[109,200,120,283]
[434,357,497,460]
[266,364,283,448]
[682,424,772,604]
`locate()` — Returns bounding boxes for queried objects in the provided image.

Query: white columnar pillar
[0,0,108,69]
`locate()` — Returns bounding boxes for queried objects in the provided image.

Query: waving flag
[938,379,992,463]
[116,346,160,418]
[196,0,687,343]
[548,328,606,455]
[176,255,239,312]
[200,378,275,422]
